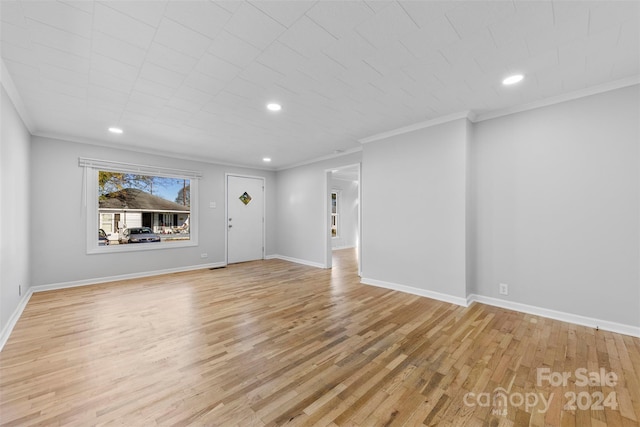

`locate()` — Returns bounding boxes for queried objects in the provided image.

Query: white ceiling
[1,1,638,169]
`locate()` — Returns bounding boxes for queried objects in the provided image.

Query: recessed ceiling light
[263,157,272,162]
[502,74,524,85]
[266,103,282,112]
[108,127,123,134]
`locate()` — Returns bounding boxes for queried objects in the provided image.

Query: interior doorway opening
[326,164,361,275]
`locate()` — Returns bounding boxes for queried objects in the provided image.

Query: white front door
[227,175,264,264]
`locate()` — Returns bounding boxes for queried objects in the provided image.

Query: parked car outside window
[99,229,110,246]
[118,227,161,244]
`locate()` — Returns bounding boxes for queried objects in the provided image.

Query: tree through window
[98,173,191,244]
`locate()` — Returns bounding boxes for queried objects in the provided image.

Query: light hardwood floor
[1,249,639,426]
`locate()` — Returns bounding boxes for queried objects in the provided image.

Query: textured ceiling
[1,0,638,169]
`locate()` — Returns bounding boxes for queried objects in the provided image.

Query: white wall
[0,86,31,333]
[331,177,359,249]
[472,85,639,327]
[275,152,362,267]
[358,86,639,330]
[3,77,638,343]
[361,119,469,301]
[30,136,277,287]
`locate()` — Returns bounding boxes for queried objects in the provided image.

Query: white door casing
[227,175,264,264]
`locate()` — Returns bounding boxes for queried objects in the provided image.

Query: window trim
[81,158,200,254]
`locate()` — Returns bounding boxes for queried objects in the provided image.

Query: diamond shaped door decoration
[239,191,252,205]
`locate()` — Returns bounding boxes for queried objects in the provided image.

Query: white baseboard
[0,262,226,352]
[358,277,639,338]
[30,262,226,293]
[265,254,326,269]
[332,245,355,251]
[4,265,637,353]
[0,289,33,352]
[468,294,640,338]
[360,277,469,307]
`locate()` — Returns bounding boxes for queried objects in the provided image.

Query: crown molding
[32,131,278,172]
[277,145,363,171]
[1,59,36,133]
[358,111,474,144]
[474,76,640,122]
[356,77,639,144]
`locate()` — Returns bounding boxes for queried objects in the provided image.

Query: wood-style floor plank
[1,249,639,426]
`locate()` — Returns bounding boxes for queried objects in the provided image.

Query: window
[331,191,339,238]
[80,158,201,253]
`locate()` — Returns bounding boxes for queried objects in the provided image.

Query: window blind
[78,157,203,179]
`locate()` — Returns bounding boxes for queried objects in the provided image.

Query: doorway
[326,164,361,274]
[226,174,265,264]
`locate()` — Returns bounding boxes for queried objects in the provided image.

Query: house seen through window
[98,172,191,245]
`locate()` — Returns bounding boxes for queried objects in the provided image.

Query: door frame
[225,173,266,265]
[324,163,361,275]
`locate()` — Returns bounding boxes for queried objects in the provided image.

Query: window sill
[87,240,197,254]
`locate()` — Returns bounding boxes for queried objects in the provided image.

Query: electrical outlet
[499,283,508,295]
[201,253,208,258]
